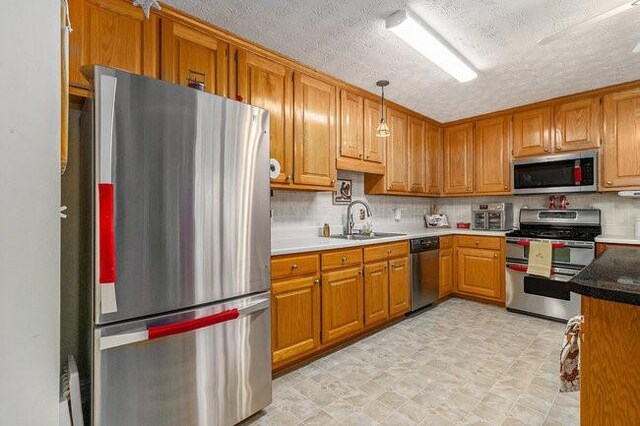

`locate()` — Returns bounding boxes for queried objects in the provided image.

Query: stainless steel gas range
[505,209,601,322]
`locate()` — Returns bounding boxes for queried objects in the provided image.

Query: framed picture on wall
[333,178,352,205]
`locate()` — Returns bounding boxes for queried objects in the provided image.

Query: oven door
[505,238,594,267]
[505,263,580,322]
[512,151,597,194]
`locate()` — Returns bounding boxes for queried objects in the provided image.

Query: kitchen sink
[329,232,406,240]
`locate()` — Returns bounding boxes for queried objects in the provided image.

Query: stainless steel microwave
[512,151,597,195]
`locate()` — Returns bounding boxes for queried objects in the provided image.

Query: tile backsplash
[271,171,640,238]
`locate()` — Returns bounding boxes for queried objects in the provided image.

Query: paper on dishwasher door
[527,241,552,278]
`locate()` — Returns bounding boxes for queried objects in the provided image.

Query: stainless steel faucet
[346,200,373,235]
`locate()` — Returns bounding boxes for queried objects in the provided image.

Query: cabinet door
[236,50,293,184]
[363,261,389,326]
[388,257,410,317]
[456,247,502,300]
[363,99,384,163]
[293,73,337,188]
[443,123,474,194]
[340,90,364,160]
[271,276,320,366]
[475,116,511,194]
[438,248,453,298]
[426,124,443,195]
[555,97,601,152]
[513,107,552,157]
[69,0,158,89]
[602,88,640,189]
[409,117,427,193]
[386,109,409,192]
[161,19,228,96]
[321,267,364,343]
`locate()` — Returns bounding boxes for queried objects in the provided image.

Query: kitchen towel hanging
[527,240,552,278]
[560,315,583,392]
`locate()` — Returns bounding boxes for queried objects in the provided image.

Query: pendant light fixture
[375,80,391,138]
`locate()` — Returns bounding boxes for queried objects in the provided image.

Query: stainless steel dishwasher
[410,237,440,312]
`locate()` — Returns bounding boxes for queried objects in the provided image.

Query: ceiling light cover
[375,121,391,137]
[386,10,477,83]
[375,80,390,138]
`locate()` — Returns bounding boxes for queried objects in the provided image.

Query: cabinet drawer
[322,248,363,271]
[439,236,453,249]
[271,254,319,280]
[456,236,502,250]
[364,242,409,263]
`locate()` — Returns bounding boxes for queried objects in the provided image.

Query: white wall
[0,2,60,425]
[272,171,640,238]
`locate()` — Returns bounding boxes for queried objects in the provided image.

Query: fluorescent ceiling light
[385,10,477,83]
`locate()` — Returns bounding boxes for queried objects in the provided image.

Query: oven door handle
[507,263,529,272]
[514,240,566,249]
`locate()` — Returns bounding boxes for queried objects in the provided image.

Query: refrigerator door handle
[99,297,269,350]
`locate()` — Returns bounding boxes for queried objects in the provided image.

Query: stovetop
[505,226,601,242]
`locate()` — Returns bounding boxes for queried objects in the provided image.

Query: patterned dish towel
[560,315,583,392]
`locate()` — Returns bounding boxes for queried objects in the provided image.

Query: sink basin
[329,232,406,240]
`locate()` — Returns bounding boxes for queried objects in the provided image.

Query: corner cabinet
[426,125,443,195]
[68,0,158,91]
[160,18,228,96]
[408,117,427,193]
[443,123,474,195]
[236,50,293,185]
[513,106,552,157]
[385,108,410,192]
[602,88,640,190]
[474,116,511,194]
[293,73,337,189]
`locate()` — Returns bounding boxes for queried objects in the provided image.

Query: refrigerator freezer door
[93,293,272,426]
[90,67,271,324]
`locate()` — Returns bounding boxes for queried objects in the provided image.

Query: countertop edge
[569,281,640,307]
[594,235,640,245]
[271,229,507,256]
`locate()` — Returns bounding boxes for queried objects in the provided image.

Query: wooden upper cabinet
[69,0,158,89]
[339,90,364,160]
[363,261,389,326]
[554,97,601,152]
[408,117,427,193]
[388,256,409,317]
[602,88,640,189]
[271,276,320,366]
[475,116,511,194]
[443,123,474,195]
[293,73,337,188]
[426,125,443,195]
[363,99,385,164]
[161,19,228,96]
[321,267,364,343]
[386,108,409,192]
[513,106,552,157]
[236,50,293,184]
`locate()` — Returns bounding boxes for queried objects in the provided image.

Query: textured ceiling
[163,0,640,122]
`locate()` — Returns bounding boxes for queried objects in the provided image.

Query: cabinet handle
[475,240,480,245]
[291,263,298,270]
[504,185,509,190]
[359,153,363,158]
[606,181,613,186]
[544,146,550,152]
[556,145,562,151]
[358,270,363,275]
[286,175,292,182]
[494,253,498,259]
[341,256,348,264]
[314,278,320,285]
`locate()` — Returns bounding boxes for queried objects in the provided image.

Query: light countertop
[271,228,508,256]
[595,234,640,245]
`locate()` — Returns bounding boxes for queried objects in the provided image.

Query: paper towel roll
[269,158,281,179]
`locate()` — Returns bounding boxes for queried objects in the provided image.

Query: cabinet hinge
[234,50,238,61]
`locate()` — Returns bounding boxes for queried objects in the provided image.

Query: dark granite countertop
[570,247,640,306]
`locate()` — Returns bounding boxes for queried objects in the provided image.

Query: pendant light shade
[375,80,391,138]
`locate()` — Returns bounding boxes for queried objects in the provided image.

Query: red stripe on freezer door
[148,308,240,340]
[99,183,116,284]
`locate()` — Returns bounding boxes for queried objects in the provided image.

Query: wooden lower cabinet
[439,248,454,298]
[363,261,389,326]
[389,257,410,316]
[455,246,503,302]
[271,275,320,366]
[581,296,640,424]
[321,267,364,343]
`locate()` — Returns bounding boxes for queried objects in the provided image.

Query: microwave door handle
[574,161,582,185]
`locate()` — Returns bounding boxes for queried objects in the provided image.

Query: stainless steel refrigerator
[80,66,271,426]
